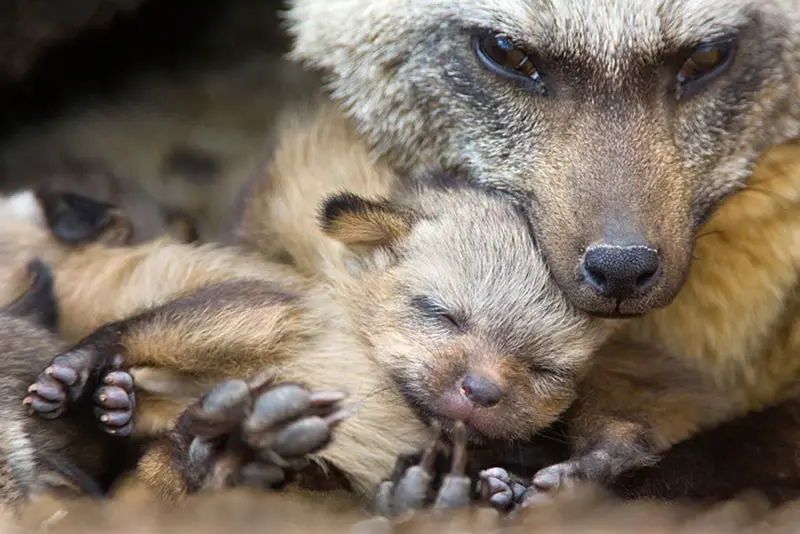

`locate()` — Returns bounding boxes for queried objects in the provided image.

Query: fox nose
[460,374,502,408]
[580,243,662,301]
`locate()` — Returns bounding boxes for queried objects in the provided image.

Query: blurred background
[0,0,309,243]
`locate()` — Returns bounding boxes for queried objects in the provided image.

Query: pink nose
[435,391,475,421]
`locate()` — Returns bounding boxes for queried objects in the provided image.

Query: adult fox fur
[281,0,800,489]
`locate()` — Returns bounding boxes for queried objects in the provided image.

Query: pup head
[321,177,619,443]
[289,0,800,316]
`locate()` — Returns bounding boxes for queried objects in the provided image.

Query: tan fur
[285,0,800,315]
[235,99,398,275]
[627,141,800,414]
[281,0,800,480]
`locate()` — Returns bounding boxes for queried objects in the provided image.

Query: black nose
[460,374,502,408]
[580,243,662,301]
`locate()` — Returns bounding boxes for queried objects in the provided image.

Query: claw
[373,481,395,517]
[390,422,442,517]
[309,389,348,407]
[322,403,357,427]
[432,421,471,511]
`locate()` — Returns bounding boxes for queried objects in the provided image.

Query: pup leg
[24,279,309,424]
[136,374,351,502]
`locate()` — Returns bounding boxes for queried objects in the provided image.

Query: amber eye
[474,32,547,95]
[676,39,736,99]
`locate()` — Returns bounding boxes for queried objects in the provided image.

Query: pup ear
[319,192,418,252]
[35,191,133,246]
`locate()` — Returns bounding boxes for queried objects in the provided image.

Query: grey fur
[285,0,800,315]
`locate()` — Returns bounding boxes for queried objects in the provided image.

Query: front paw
[521,450,632,507]
[93,369,136,436]
[476,467,527,512]
[373,421,473,520]
[24,349,122,419]
[177,374,352,493]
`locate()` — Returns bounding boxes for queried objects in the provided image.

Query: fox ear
[35,191,132,246]
[319,192,418,252]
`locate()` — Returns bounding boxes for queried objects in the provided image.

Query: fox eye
[411,296,461,330]
[474,32,547,95]
[676,39,736,100]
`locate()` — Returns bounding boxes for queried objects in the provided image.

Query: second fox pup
[0,260,126,515]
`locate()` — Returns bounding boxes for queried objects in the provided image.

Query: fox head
[287,0,800,316]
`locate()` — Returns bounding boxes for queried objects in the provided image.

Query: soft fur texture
[11,112,613,504]
[286,0,800,315]
[283,0,800,477]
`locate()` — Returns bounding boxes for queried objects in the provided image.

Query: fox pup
[0,259,126,516]
[19,167,618,506]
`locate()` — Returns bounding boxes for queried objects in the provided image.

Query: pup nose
[460,374,502,408]
[580,243,661,301]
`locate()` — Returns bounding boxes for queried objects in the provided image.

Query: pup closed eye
[410,295,462,331]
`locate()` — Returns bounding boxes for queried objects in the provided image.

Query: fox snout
[528,122,695,317]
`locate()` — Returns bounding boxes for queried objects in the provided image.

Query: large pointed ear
[319,192,418,253]
[35,191,133,246]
